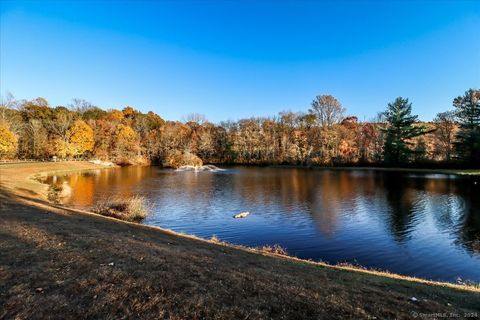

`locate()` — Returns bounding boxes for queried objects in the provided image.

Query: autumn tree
[309,95,345,128]
[0,94,22,140]
[0,123,17,159]
[382,97,430,164]
[1,92,19,122]
[157,122,191,160]
[307,95,346,164]
[211,125,231,163]
[369,112,388,162]
[195,122,217,161]
[277,112,296,162]
[81,106,107,120]
[112,124,141,164]
[69,98,94,115]
[358,123,378,163]
[20,98,52,121]
[433,111,456,161]
[136,112,165,162]
[105,109,125,122]
[122,106,139,120]
[23,119,49,159]
[453,89,480,164]
[89,119,115,160]
[67,120,94,157]
[45,107,76,144]
[336,117,360,163]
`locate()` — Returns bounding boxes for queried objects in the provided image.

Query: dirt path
[1,162,479,319]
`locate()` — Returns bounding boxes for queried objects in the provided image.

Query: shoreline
[0,161,116,200]
[267,164,480,176]
[1,161,479,318]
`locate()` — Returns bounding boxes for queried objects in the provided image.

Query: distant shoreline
[266,164,480,176]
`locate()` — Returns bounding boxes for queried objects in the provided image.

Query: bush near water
[93,196,151,221]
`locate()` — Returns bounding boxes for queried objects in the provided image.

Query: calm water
[45,166,480,282]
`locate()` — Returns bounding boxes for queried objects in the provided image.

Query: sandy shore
[1,162,479,319]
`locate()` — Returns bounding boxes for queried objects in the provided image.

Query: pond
[44,166,480,283]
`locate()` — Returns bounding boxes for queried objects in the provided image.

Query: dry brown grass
[1,191,479,320]
[213,240,480,293]
[92,196,151,221]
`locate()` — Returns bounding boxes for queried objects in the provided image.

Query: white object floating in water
[233,211,250,219]
[90,159,115,166]
[409,297,418,302]
[176,165,225,172]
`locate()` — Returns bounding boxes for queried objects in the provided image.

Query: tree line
[0,89,478,167]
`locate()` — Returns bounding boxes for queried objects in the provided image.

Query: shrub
[93,196,151,221]
[47,182,71,203]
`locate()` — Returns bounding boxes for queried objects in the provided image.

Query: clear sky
[1,1,479,123]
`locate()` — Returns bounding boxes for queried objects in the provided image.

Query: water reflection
[457,184,480,255]
[44,166,480,282]
[380,173,419,243]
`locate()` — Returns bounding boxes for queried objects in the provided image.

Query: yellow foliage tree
[67,120,94,156]
[52,138,75,159]
[115,124,138,144]
[113,124,140,163]
[122,106,137,118]
[106,110,124,122]
[0,124,17,159]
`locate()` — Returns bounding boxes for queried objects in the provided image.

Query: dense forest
[0,89,478,168]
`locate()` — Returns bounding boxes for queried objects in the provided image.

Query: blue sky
[1,1,479,123]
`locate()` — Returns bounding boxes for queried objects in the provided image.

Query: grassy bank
[1,162,479,319]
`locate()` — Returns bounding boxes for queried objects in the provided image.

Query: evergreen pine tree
[382,97,429,164]
[453,89,480,164]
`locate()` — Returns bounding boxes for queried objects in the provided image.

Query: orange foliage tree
[113,124,141,164]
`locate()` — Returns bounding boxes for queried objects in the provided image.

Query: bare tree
[0,92,18,121]
[183,113,207,125]
[69,98,94,114]
[45,109,76,142]
[25,119,48,158]
[433,111,456,161]
[309,95,345,128]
